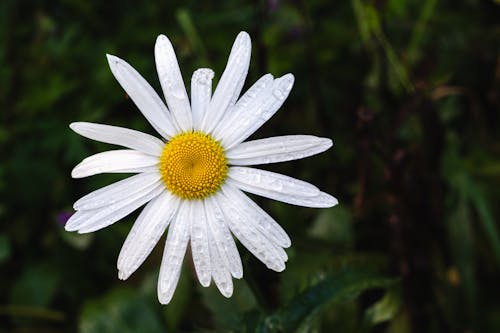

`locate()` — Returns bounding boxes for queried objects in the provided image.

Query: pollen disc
[159,131,228,200]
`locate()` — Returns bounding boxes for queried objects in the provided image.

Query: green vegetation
[1,0,499,332]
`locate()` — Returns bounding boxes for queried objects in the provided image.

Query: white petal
[191,68,213,130]
[190,200,211,287]
[212,74,273,141]
[65,183,163,233]
[201,32,251,133]
[212,74,274,141]
[227,135,333,165]
[222,74,295,149]
[207,227,233,297]
[217,187,286,272]
[69,122,165,156]
[155,35,192,132]
[204,196,243,279]
[71,150,159,178]
[228,167,319,197]
[228,178,338,208]
[106,54,178,138]
[276,246,288,262]
[74,172,161,210]
[221,184,291,248]
[117,191,180,280]
[157,201,191,304]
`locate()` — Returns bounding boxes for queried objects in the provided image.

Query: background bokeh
[1,0,499,332]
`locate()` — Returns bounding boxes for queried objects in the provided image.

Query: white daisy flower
[66,31,338,304]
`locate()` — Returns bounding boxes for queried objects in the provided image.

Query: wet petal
[221,74,294,149]
[191,68,214,130]
[155,35,192,131]
[217,187,286,272]
[221,183,291,248]
[74,172,161,210]
[70,122,165,156]
[207,226,233,297]
[190,200,211,287]
[71,150,158,178]
[201,32,251,133]
[212,74,273,141]
[106,54,177,138]
[117,191,180,280]
[65,183,163,233]
[228,167,320,197]
[227,135,332,165]
[204,196,243,278]
[157,201,191,304]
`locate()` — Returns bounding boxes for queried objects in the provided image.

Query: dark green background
[1,0,499,332]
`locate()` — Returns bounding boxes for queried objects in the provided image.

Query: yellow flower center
[158,131,227,200]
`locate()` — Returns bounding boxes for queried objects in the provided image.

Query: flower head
[67,31,337,304]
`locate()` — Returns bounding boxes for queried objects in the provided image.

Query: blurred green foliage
[1,0,499,332]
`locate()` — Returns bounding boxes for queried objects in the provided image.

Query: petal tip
[200,279,211,288]
[220,287,233,298]
[106,54,123,70]
[282,73,295,85]
[157,290,173,305]
[324,193,339,208]
[106,53,117,62]
[156,34,167,41]
[71,167,82,179]
[237,31,250,41]
[322,138,334,150]
[272,263,286,272]
[64,223,75,232]
[118,270,129,280]
[155,34,171,47]
[69,122,80,131]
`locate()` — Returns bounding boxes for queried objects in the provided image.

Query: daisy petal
[74,172,161,210]
[155,35,192,132]
[226,135,333,165]
[228,167,319,197]
[222,74,295,149]
[228,177,338,208]
[117,191,180,280]
[204,196,243,279]
[71,150,159,178]
[221,184,291,248]
[190,200,211,287]
[212,74,274,141]
[201,32,251,133]
[106,54,177,138]
[207,228,233,297]
[65,183,163,233]
[158,201,191,304]
[191,68,214,130]
[218,188,286,272]
[69,122,165,156]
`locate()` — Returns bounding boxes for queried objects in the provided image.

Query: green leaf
[364,287,402,325]
[80,287,165,333]
[406,0,438,66]
[201,278,258,331]
[176,8,207,63]
[59,227,94,250]
[256,266,398,333]
[467,182,500,267]
[161,267,193,332]
[308,206,353,248]
[10,263,60,307]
